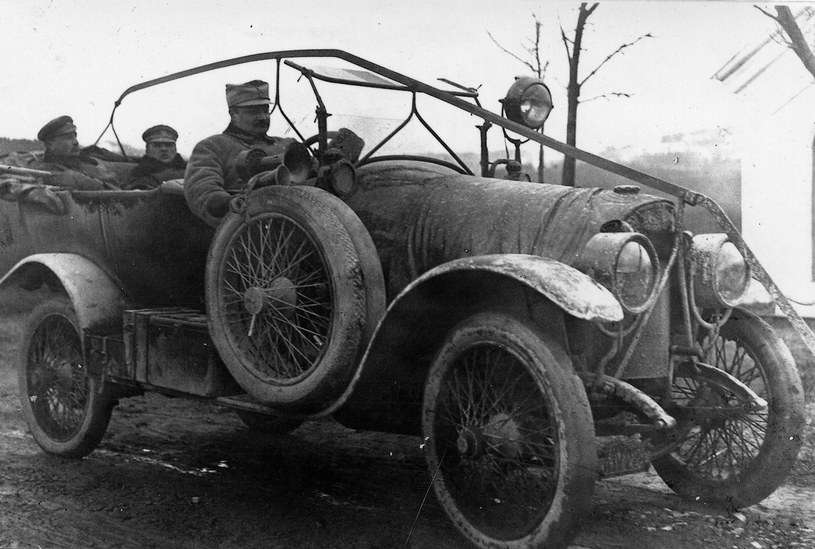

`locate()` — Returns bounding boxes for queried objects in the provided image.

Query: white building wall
[741,100,815,297]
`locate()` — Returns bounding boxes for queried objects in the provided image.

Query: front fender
[0,253,129,332]
[409,254,623,323]
[331,254,622,434]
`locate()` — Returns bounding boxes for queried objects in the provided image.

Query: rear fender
[333,254,622,433]
[0,253,128,332]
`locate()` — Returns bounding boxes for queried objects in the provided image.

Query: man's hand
[205,193,232,218]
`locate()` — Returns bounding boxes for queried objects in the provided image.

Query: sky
[0,1,796,157]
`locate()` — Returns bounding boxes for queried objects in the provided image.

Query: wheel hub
[484,412,523,459]
[456,412,523,460]
[456,426,484,458]
[54,359,77,391]
[243,278,298,318]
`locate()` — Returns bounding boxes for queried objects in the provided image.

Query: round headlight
[503,77,553,129]
[689,234,750,308]
[574,232,659,314]
[616,240,655,310]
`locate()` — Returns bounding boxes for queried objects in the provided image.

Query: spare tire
[206,186,375,412]
[292,185,386,349]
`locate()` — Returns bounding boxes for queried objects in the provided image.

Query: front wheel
[423,312,597,549]
[17,297,114,458]
[652,313,805,508]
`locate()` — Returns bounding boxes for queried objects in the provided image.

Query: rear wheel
[423,312,597,549]
[652,314,805,508]
[17,297,114,458]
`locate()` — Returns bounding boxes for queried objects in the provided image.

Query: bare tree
[561,3,651,186]
[756,5,815,77]
[488,14,549,183]
[491,4,651,187]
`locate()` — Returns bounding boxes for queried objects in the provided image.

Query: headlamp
[574,232,659,314]
[503,77,553,129]
[688,234,750,308]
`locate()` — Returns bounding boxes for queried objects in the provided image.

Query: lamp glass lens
[520,84,552,127]
[716,241,749,302]
[616,240,654,309]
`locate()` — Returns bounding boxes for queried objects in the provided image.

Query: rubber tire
[423,312,597,549]
[235,411,303,434]
[17,297,114,458]
[206,186,367,411]
[652,313,805,509]
[294,186,385,347]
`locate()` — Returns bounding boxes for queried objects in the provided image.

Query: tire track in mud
[0,384,462,548]
[2,304,815,549]
[0,436,210,548]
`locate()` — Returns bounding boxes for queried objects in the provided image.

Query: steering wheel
[302,131,339,152]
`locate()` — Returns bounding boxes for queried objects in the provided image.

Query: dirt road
[1,309,814,549]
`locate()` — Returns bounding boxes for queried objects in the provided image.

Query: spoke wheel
[652,313,805,508]
[17,297,113,458]
[423,312,596,549]
[207,186,369,411]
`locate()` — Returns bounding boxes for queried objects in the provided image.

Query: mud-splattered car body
[0,50,808,549]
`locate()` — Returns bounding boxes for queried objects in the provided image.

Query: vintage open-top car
[0,50,809,548]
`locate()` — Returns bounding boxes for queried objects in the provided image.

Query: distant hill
[580,128,740,233]
[444,137,739,230]
[574,151,740,233]
[499,128,741,233]
[0,137,41,156]
[0,137,143,160]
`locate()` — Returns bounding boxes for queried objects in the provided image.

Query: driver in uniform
[183,80,295,226]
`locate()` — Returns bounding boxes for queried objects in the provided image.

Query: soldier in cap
[33,115,120,190]
[122,124,187,190]
[184,79,297,226]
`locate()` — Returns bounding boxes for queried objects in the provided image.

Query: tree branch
[534,15,543,78]
[754,5,778,21]
[560,23,573,63]
[487,30,538,74]
[771,5,815,78]
[580,91,633,104]
[579,33,653,86]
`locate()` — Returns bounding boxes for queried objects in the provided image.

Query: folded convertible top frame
[98,48,815,363]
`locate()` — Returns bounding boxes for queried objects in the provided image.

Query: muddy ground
[0,301,814,549]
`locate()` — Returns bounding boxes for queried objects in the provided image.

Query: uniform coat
[32,153,120,190]
[184,123,293,226]
[123,154,187,190]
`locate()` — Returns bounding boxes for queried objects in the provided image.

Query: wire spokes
[433,343,557,538]
[220,214,332,383]
[672,327,770,479]
[27,314,89,441]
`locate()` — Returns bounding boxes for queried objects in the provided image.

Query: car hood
[347,161,675,298]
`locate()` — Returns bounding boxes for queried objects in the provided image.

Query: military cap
[142,124,179,143]
[37,115,77,142]
[225,80,272,108]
